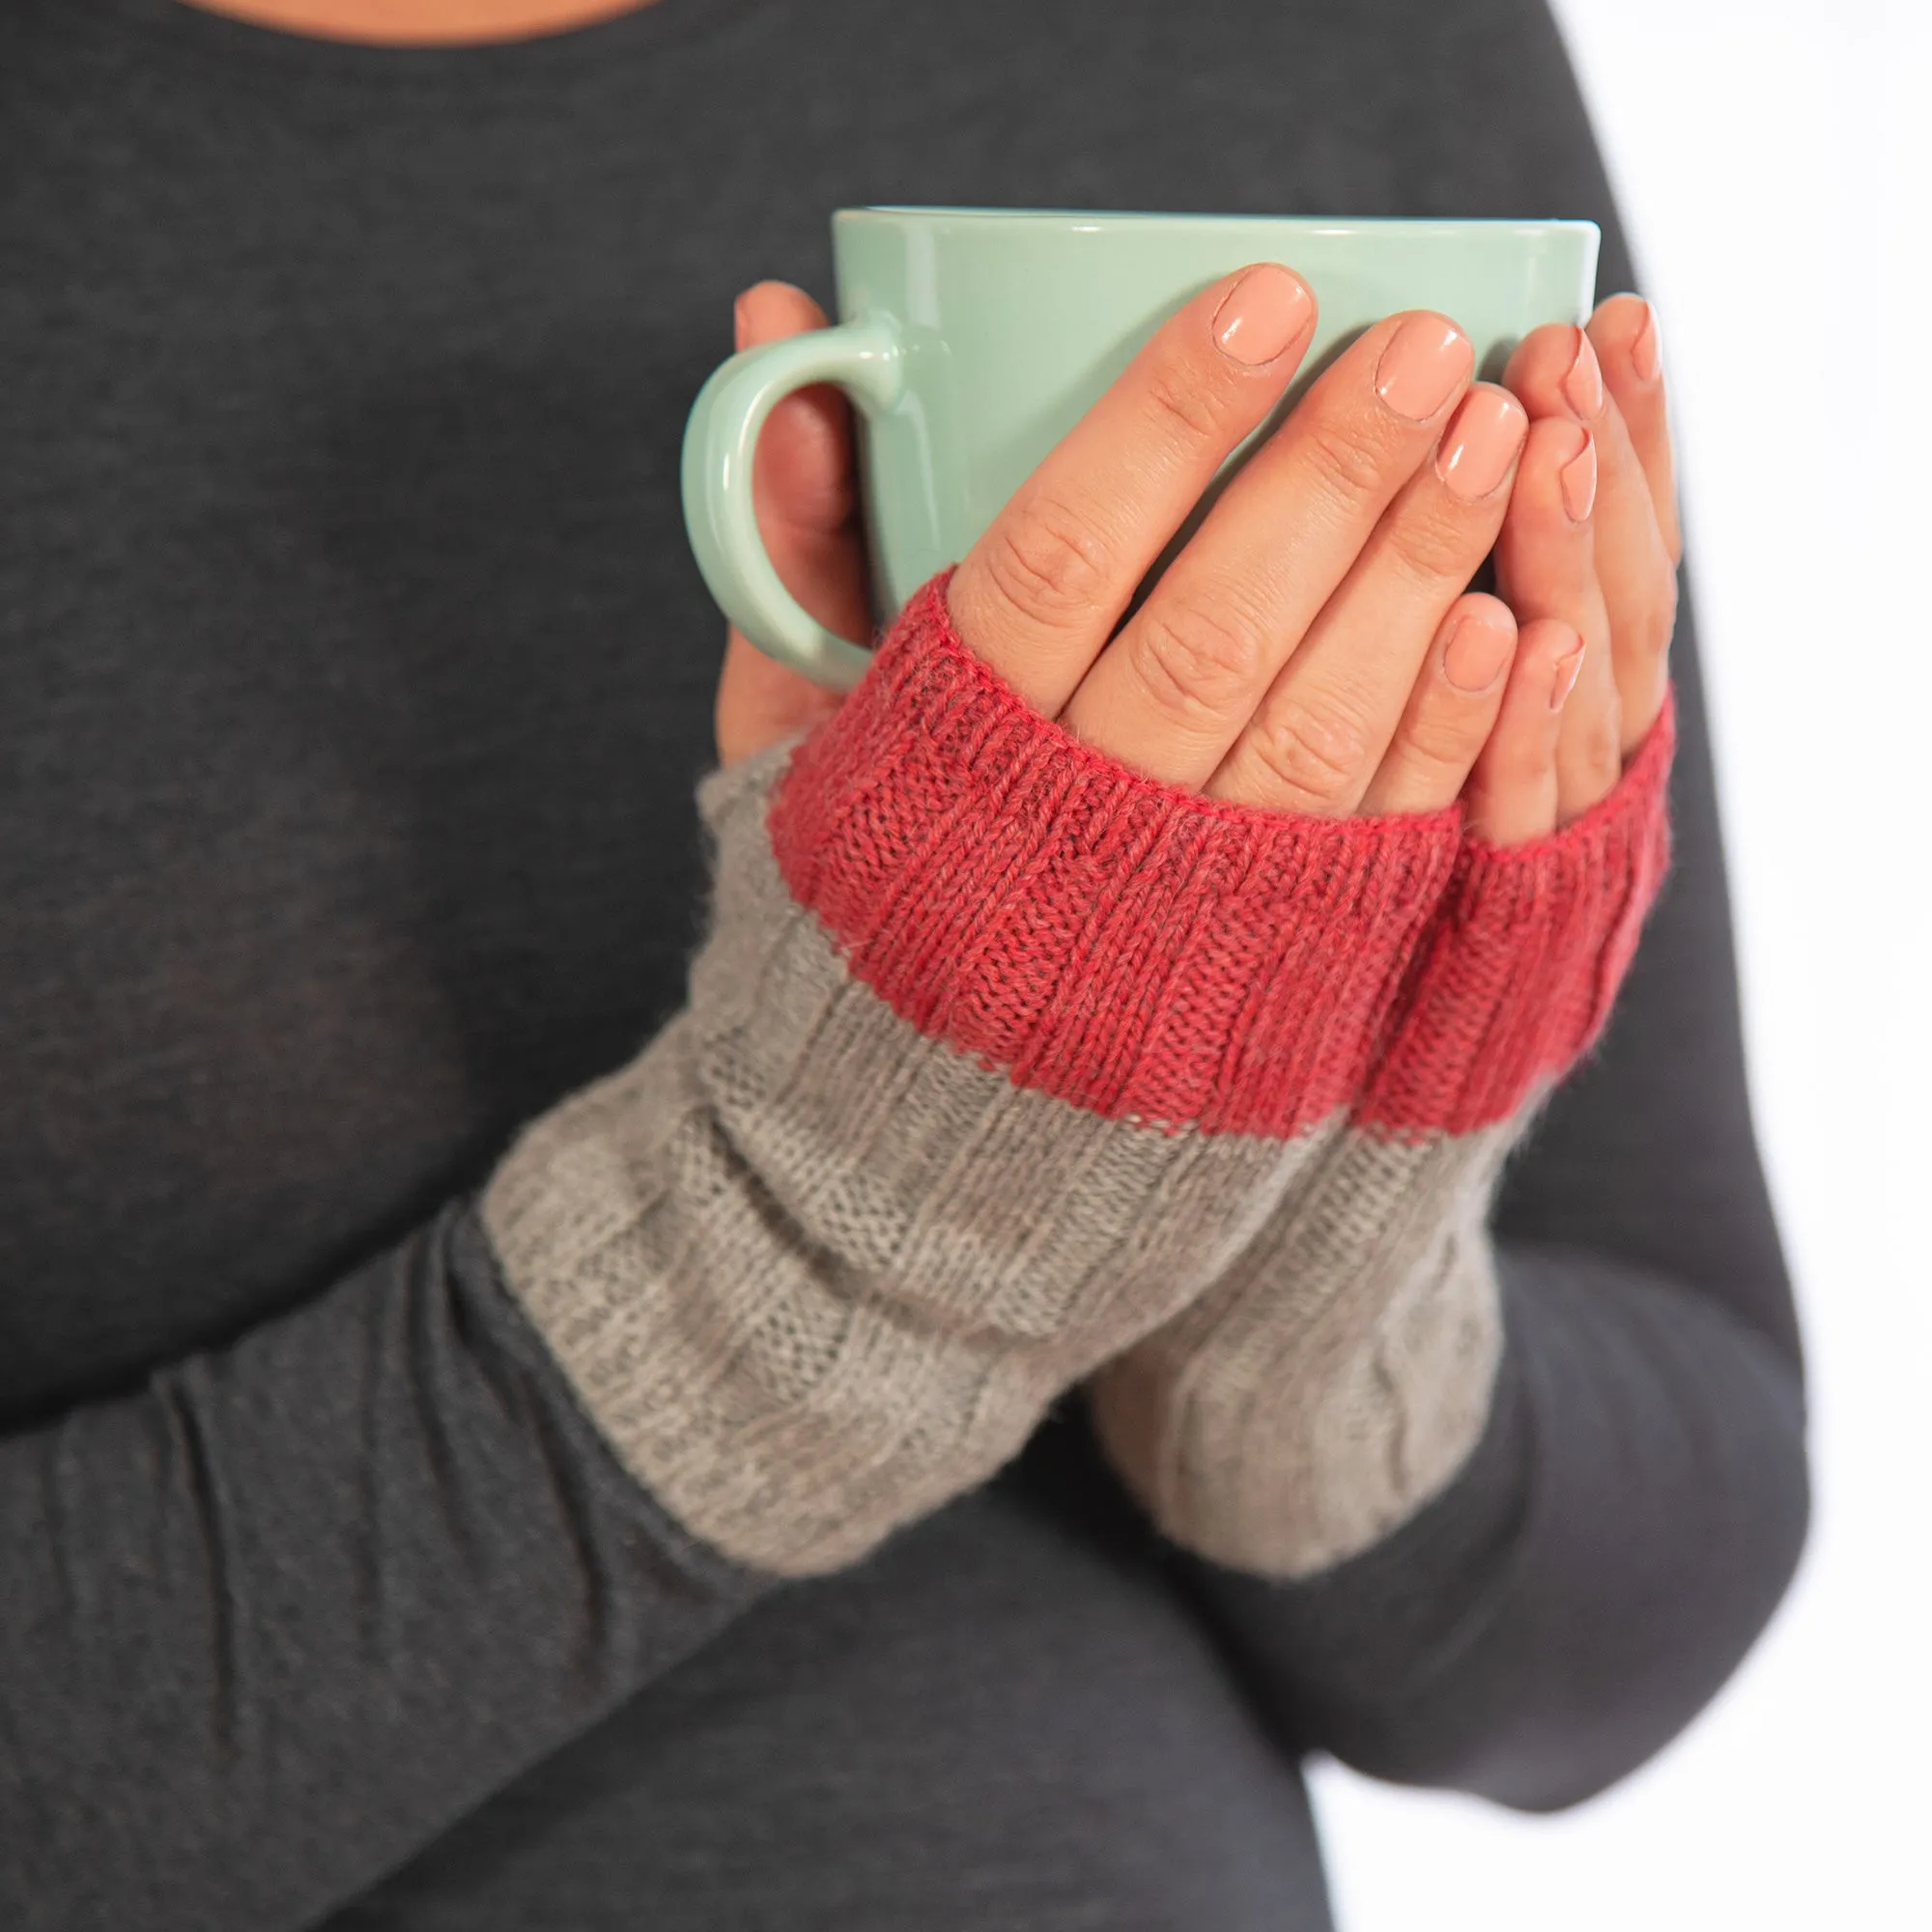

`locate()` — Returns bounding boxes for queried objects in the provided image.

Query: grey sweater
[0,1,1807,1928]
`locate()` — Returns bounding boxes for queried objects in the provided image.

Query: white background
[1308,3,1932,1926]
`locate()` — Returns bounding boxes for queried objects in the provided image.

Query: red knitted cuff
[768,567,1463,1139]
[1355,687,1678,1141]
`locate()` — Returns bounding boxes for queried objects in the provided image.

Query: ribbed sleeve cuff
[1357,689,1678,1140]
[767,568,1466,1139]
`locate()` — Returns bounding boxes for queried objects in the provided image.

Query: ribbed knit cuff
[1357,690,1677,1140]
[769,567,1463,1140]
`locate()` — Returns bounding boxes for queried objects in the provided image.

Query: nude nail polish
[1562,327,1604,418]
[1559,431,1597,523]
[1213,265,1315,367]
[1632,301,1662,383]
[1435,388,1527,501]
[1444,612,1515,692]
[1376,315,1474,421]
[1551,640,1587,709]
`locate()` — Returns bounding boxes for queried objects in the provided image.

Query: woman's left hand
[1492,294,1684,828]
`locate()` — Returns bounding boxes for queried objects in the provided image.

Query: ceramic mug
[681,206,1601,690]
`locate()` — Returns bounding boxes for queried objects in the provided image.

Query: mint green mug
[682,206,1600,690]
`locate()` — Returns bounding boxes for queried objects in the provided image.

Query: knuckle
[1244,695,1373,810]
[1484,732,1553,810]
[1567,701,1623,786]
[1126,597,1268,724]
[1142,356,1230,446]
[980,497,1114,631]
[1502,734,1555,792]
[1399,702,1486,780]
[1302,414,1398,514]
[1383,506,1485,587]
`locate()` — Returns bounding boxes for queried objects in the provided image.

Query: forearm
[1177,1240,1807,1809]
[0,1207,759,1932]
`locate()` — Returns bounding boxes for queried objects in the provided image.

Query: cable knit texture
[482,567,1674,1577]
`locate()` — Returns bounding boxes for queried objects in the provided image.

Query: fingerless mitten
[482,569,1528,1576]
[1089,693,1676,1577]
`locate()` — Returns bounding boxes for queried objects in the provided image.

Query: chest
[0,0,1502,1412]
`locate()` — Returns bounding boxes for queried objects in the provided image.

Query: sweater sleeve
[0,569,1485,1931]
[1141,567,1810,1809]
[0,1208,765,1932]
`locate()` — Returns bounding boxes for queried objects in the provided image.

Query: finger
[735,281,874,640]
[1064,309,1476,788]
[946,262,1318,715]
[1584,384,1675,751]
[1588,293,1683,566]
[715,628,844,766]
[1493,413,1622,822]
[714,281,867,766]
[1208,383,1523,813]
[1506,315,1676,753]
[1464,617,1587,845]
[1356,593,1518,817]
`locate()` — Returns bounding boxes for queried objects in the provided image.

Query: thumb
[713,281,872,767]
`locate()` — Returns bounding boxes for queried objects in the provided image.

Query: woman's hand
[711,282,867,765]
[716,271,1679,849]
[1485,296,1683,839]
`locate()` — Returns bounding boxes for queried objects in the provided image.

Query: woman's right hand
[951,261,1553,827]
[721,264,1598,843]
[947,261,1582,841]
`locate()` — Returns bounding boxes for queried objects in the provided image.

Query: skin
[719,273,1681,846]
[180,0,658,47]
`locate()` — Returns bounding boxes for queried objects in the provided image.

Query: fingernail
[1375,314,1474,421]
[1213,264,1315,367]
[1562,327,1605,418]
[1435,388,1527,501]
[1443,611,1516,693]
[733,295,750,351]
[1551,639,1587,710]
[1559,429,1598,523]
[1631,300,1662,383]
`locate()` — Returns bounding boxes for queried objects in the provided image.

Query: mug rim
[837,206,1599,236]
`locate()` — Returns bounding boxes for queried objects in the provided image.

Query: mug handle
[680,313,906,692]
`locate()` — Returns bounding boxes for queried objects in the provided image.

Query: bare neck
[175,0,660,46]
